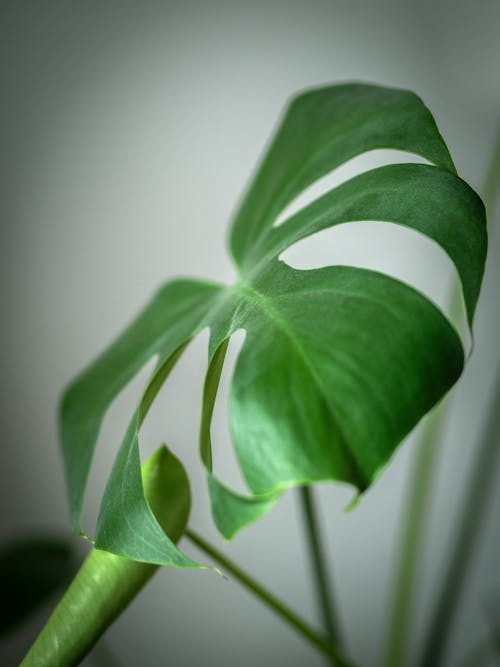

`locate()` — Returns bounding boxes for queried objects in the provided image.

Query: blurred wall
[1,1,499,666]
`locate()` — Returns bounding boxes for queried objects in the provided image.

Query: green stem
[416,368,500,667]
[299,485,341,663]
[482,119,500,218]
[385,123,500,667]
[21,447,181,667]
[185,528,354,667]
[21,545,159,667]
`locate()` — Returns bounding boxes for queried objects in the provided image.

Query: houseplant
[20,81,497,666]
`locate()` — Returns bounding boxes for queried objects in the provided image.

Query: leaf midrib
[236,281,367,487]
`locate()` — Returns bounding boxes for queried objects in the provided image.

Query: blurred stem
[185,528,354,667]
[384,404,450,667]
[482,119,500,218]
[385,123,500,667]
[415,122,500,667]
[460,621,500,667]
[416,368,500,667]
[299,485,341,664]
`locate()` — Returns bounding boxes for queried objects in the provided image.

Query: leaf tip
[344,490,361,512]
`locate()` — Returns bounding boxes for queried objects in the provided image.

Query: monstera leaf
[60,82,487,565]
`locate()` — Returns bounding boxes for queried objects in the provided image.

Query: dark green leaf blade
[230,262,464,497]
[248,164,487,325]
[197,257,466,538]
[198,338,281,539]
[60,278,223,537]
[230,82,456,268]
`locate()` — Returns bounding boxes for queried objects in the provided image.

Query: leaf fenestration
[60,82,487,556]
[60,278,223,563]
[229,83,457,267]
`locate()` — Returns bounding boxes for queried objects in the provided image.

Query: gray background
[1,1,499,666]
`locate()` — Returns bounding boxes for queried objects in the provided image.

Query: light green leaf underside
[199,336,281,539]
[94,348,197,566]
[60,81,487,555]
[140,444,192,544]
[60,278,224,565]
[95,442,195,566]
[207,473,281,540]
[230,82,456,268]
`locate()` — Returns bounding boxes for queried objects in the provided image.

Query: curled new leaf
[22,445,192,666]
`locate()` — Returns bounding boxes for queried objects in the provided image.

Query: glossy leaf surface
[60,82,487,554]
[230,82,456,268]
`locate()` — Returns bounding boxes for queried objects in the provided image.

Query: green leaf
[0,536,78,636]
[207,474,280,540]
[199,339,281,539]
[60,278,222,553]
[247,164,486,325]
[21,445,193,667]
[60,81,487,555]
[229,262,464,494]
[229,82,456,267]
[94,348,198,566]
